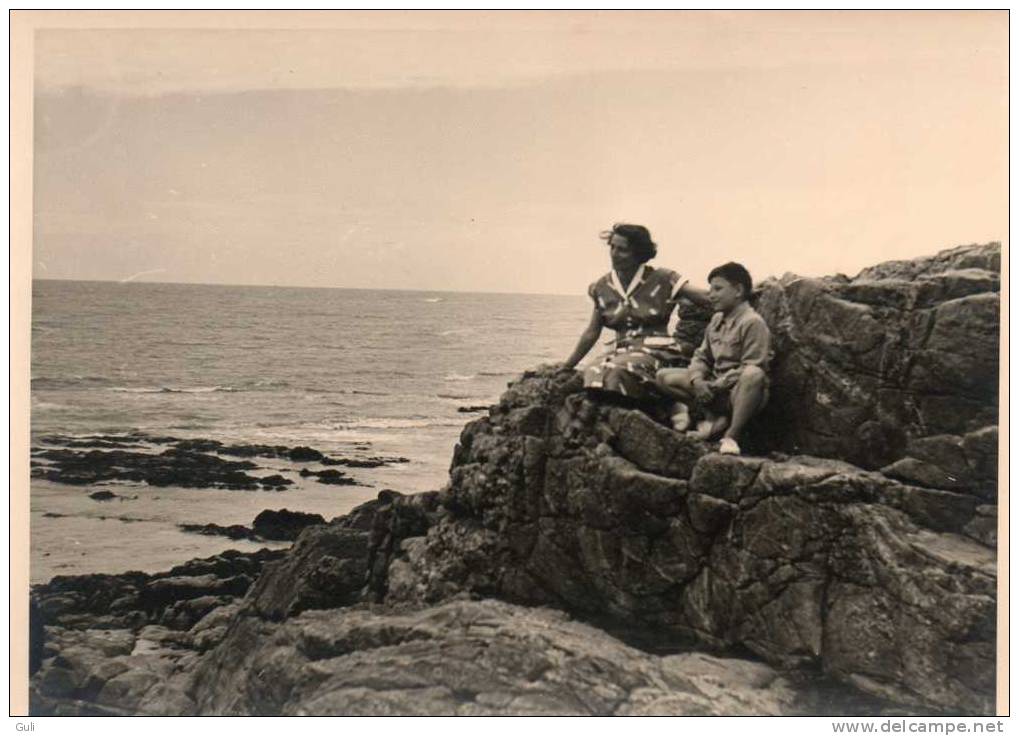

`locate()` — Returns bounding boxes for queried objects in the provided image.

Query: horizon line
[30,276,582,299]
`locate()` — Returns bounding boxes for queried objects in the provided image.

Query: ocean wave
[443,373,476,382]
[30,401,69,411]
[251,416,463,433]
[108,380,300,394]
[304,387,391,397]
[32,375,112,389]
[477,370,519,377]
[423,297,443,303]
[437,328,474,337]
[240,378,291,389]
[337,368,418,378]
[236,417,463,446]
[343,417,464,430]
[109,385,238,394]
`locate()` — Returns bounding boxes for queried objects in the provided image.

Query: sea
[29,279,591,584]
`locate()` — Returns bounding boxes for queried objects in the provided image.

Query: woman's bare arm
[563,307,603,369]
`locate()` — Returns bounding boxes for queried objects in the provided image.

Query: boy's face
[708,276,744,314]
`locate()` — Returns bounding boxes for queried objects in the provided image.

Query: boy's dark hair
[599,223,657,264]
[708,262,753,300]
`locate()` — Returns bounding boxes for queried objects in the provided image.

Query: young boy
[655,262,771,456]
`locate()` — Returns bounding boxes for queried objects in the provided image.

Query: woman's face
[608,233,638,271]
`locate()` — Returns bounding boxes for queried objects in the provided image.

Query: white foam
[443,373,476,381]
[109,386,236,394]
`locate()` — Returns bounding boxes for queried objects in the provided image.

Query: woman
[562,223,711,407]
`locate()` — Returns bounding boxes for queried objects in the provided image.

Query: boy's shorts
[703,374,770,414]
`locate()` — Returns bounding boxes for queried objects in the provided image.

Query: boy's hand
[691,378,714,404]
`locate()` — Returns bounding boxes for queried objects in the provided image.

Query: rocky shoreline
[29,243,1000,715]
[32,432,410,491]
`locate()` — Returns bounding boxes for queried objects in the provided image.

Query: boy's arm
[717,318,771,389]
[688,331,714,381]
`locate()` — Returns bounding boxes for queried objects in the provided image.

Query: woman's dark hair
[599,223,657,264]
[708,262,753,300]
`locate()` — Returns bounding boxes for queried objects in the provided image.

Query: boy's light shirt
[689,301,773,388]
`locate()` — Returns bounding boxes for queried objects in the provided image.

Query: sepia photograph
[12,9,1007,720]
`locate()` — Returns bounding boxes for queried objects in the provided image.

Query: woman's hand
[543,360,574,371]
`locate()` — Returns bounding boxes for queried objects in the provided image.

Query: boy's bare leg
[724,366,767,443]
[688,412,729,440]
[657,368,734,439]
[656,368,697,430]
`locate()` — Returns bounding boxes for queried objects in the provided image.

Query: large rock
[192,599,799,716]
[251,508,326,541]
[241,490,441,621]
[31,548,286,632]
[751,243,999,470]
[30,625,199,715]
[28,544,288,713]
[28,547,291,715]
[388,364,997,713]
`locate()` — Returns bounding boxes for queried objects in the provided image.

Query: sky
[32,11,1008,295]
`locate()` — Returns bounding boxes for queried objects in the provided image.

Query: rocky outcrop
[31,548,286,635]
[180,508,328,542]
[31,625,193,715]
[29,244,999,716]
[383,363,996,713]
[31,433,409,490]
[33,594,811,716]
[29,548,288,714]
[241,491,441,621]
[298,468,362,485]
[31,446,291,490]
[179,522,263,541]
[192,599,801,716]
[252,509,328,541]
[751,242,1000,470]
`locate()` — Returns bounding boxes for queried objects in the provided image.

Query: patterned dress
[583,265,690,402]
